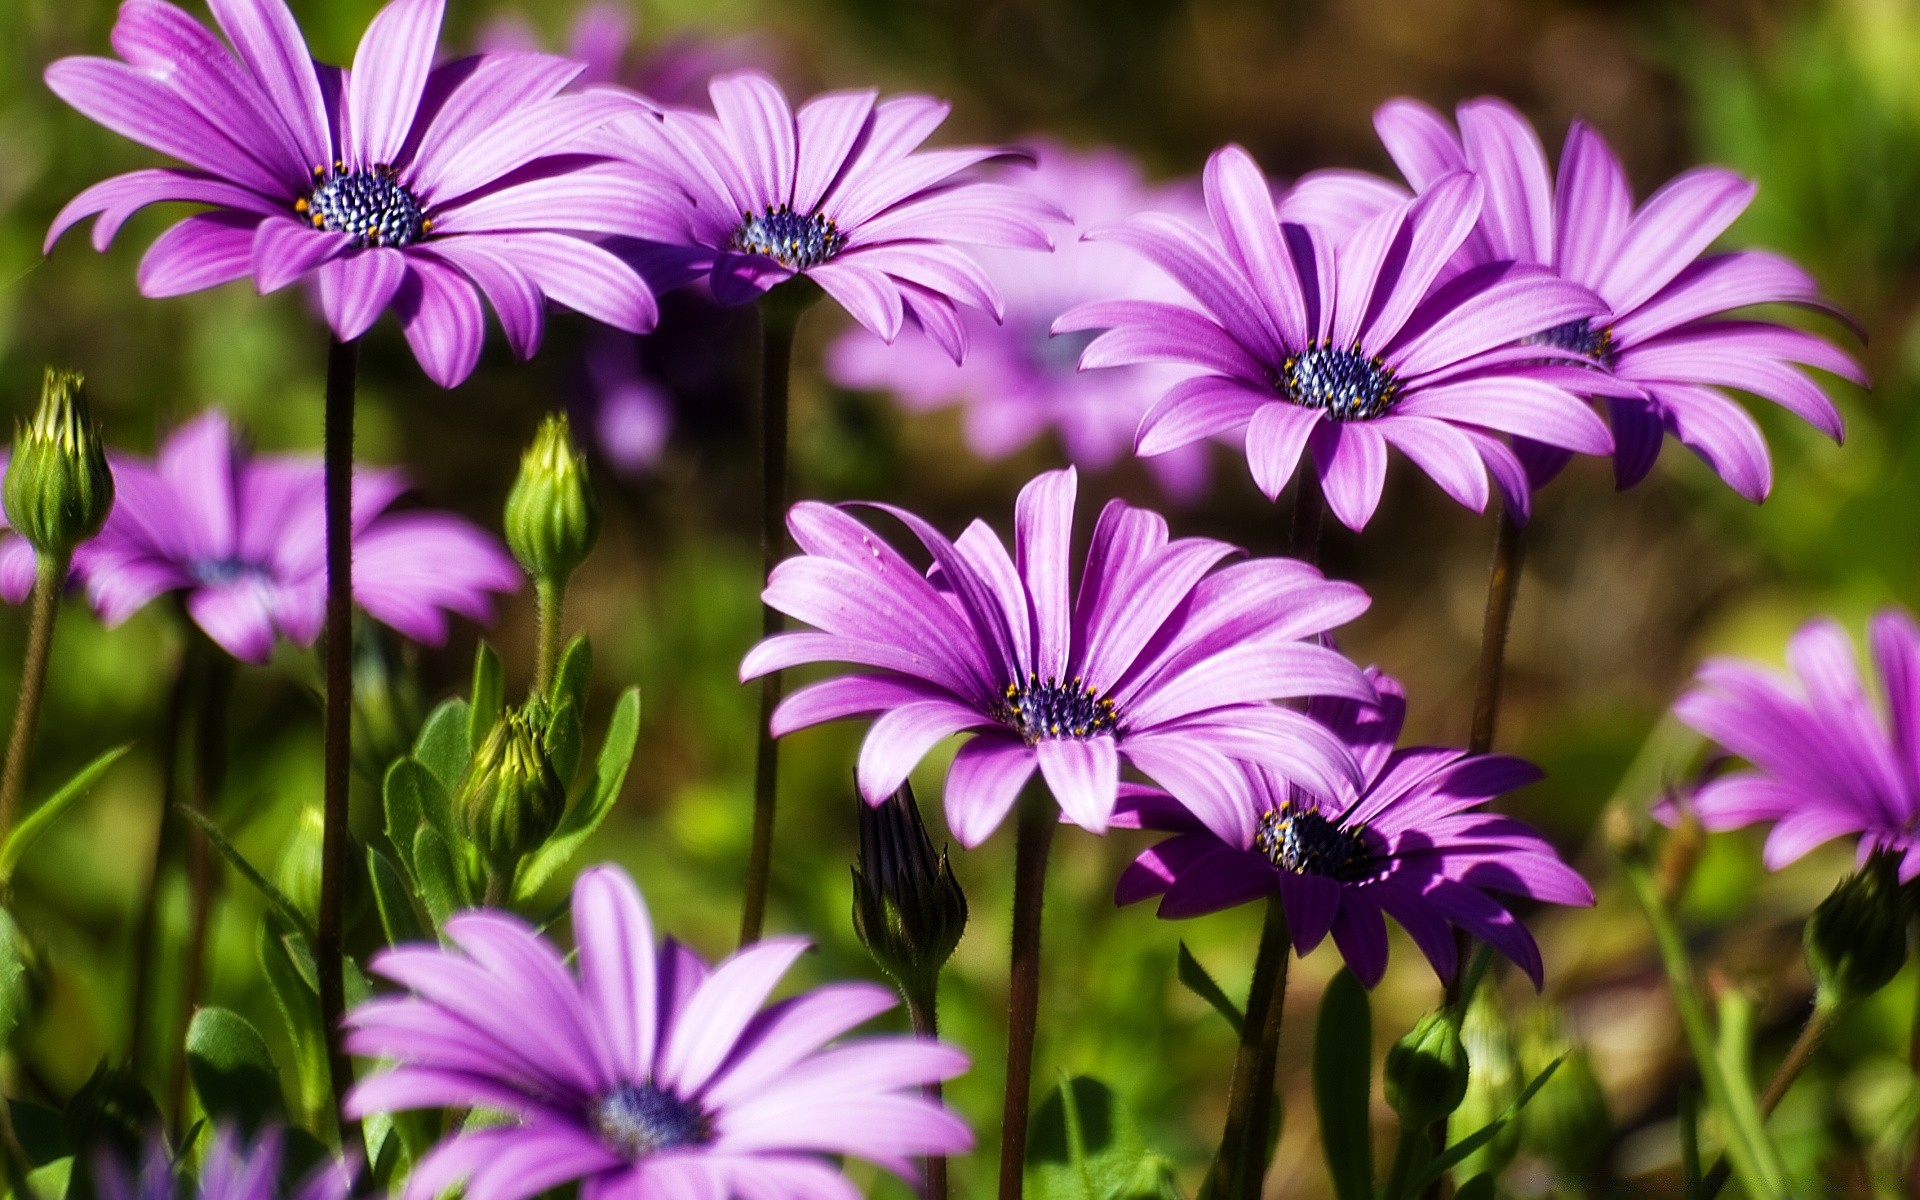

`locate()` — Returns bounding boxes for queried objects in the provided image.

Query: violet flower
[1059,144,1615,530]
[345,864,970,1200]
[95,1126,352,1200]
[45,0,674,386]
[1294,97,1864,498]
[1116,670,1593,987]
[610,69,1064,346]
[71,411,517,663]
[480,1,780,107]
[1668,609,1920,878]
[741,466,1374,846]
[826,141,1213,503]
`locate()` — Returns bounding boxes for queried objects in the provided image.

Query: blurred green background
[0,0,1916,1195]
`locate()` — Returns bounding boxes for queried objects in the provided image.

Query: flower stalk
[998,786,1058,1200]
[1206,896,1292,1200]
[740,280,817,947]
[0,554,67,852]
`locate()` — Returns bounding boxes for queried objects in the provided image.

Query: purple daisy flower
[45,0,673,386]
[1058,144,1615,530]
[826,141,1214,504]
[68,410,517,663]
[96,1126,352,1200]
[1296,97,1864,500]
[345,864,971,1200]
[610,69,1064,346]
[740,466,1375,846]
[1666,609,1920,879]
[1114,669,1593,987]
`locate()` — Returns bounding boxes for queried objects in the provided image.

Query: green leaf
[257,920,327,1130]
[413,698,472,794]
[1454,1174,1497,1200]
[367,846,427,946]
[384,757,452,856]
[0,743,131,882]
[544,698,584,794]
[1406,1057,1564,1195]
[1176,942,1244,1036]
[178,807,316,944]
[468,642,504,750]
[1028,1075,1155,1200]
[186,1008,284,1135]
[1313,968,1374,1200]
[413,825,466,930]
[0,907,29,1050]
[514,686,639,901]
[7,1100,68,1166]
[550,634,592,716]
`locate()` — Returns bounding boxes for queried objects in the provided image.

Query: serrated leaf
[413,825,466,929]
[257,920,327,1131]
[7,1100,68,1166]
[468,643,504,750]
[186,1008,284,1135]
[178,807,316,945]
[367,846,427,946]
[551,634,592,717]
[0,743,132,883]
[1029,1075,1155,1200]
[1313,968,1374,1200]
[413,699,472,794]
[514,687,639,902]
[1405,1057,1564,1196]
[1177,942,1244,1036]
[544,699,584,793]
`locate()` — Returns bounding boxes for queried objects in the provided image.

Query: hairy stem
[534,577,564,696]
[907,988,949,1200]
[168,640,229,1133]
[740,289,808,946]
[1700,1001,1839,1198]
[1207,895,1292,1200]
[998,789,1057,1200]
[0,553,69,851]
[318,335,363,1158]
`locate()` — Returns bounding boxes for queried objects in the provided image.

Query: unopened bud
[1448,983,1522,1178]
[454,701,567,884]
[852,782,968,1000]
[1516,1005,1610,1179]
[1386,1009,1470,1128]
[1806,852,1908,1006]
[4,368,113,559]
[504,413,599,589]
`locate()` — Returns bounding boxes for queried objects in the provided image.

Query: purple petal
[317,248,406,341]
[1552,119,1632,288]
[1244,400,1321,500]
[1597,166,1756,314]
[1014,468,1075,680]
[709,71,796,213]
[252,216,349,293]
[1135,376,1267,457]
[1035,735,1120,833]
[137,211,261,297]
[572,865,659,1079]
[206,0,333,170]
[1312,421,1389,530]
[855,699,988,803]
[395,255,485,387]
[345,0,444,167]
[944,734,1037,848]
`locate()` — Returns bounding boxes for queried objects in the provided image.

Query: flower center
[1280,343,1399,421]
[1254,804,1375,882]
[1000,674,1118,743]
[1525,318,1615,367]
[730,205,845,269]
[297,164,429,249]
[590,1082,712,1159]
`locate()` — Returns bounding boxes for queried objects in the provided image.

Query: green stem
[1467,505,1525,758]
[1699,1000,1840,1198]
[907,987,949,1200]
[317,335,363,1159]
[1623,851,1788,1197]
[739,286,811,947]
[126,638,194,1077]
[167,637,229,1136]
[1206,895,1292,1200]
[1386,1123,1429,1200]
[998,789,1057,1200]
[534,577,564,696]
[0,553,69,852]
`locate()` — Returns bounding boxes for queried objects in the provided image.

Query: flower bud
[1386,1009,1470,1129]
[3,368,113,559]
[851,782,968,1000]
[1515,1005,1610,1180]
[1448,984,1523,1179]
[454,701,567,884]
[1805,852,1908,1006]
[504,413,599,589]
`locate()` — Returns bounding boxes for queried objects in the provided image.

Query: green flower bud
[851,782,968,1001]
[454,701,567,884]
[1515,1005,1610,1180]
[1386,1008,1470,1129]
[1806,852,1908,1006]
[1448,984,1523,1179]
[504,413,599,589]
[3,368,113,559]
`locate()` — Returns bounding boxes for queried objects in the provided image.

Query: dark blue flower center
[1031,328,1097,375]
[191,558,271,588]
[298,164,429,249]
[1000,674,1118,742]
[1526,318,1615,367]
[1280,343,1399,421]
[590,1082,711,1159]
[731,205,845,269]
[1254,804,1375,882]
